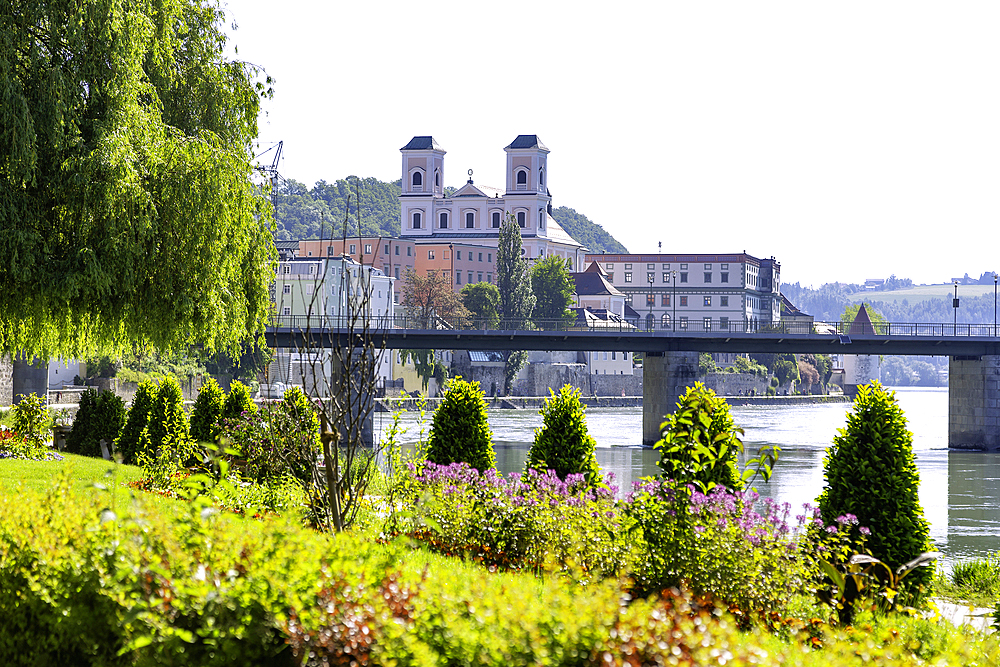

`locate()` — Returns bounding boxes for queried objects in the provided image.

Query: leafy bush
[399,461,632,577]
[816,381,934,603]
[654,382,744,492]
[140,376,194,467]
[65,389,126,458]
[11,393,49,450]
[221,380,256,423]
[525,384,601,484]
[221,398,317,487]
[189,378,225,444]
[115,379,156,465]
[425,377,495,471]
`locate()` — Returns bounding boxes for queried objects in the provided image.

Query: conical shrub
[115,380,157,465]
[817,381,934,602]
[141,376,193,465]
[222,380,257,423]
[526,384,601,484]
[190,378,225,444]
[426,377,495,471]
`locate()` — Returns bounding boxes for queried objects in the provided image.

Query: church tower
[400,136,445,237]
[504,135,552,238]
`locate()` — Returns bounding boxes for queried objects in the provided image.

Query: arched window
[439,212,448,228]
[661,313,671,329]
[492,211,501,228]
[539,168,544,186]
[515,169,528,190]
[434,170,440,187]
[517,211,526,227]
[538,208,545,229]
[466,212,475,228]
[412,171,422,186]
[412,211,421,229]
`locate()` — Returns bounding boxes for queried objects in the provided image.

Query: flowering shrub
[0,425,63,461]
[398,461,635,578]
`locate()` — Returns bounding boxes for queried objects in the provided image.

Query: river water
[374,387,999,569]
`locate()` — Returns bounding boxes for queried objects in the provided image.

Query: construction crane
[255,140,285,215]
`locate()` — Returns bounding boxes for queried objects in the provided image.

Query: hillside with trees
[273,177,628,253]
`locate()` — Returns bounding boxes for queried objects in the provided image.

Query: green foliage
[698,352,718,375]
[529,254,576,324]
[460,281,501,328]
[0,0,277,360]
[65,389,126,458]
[11,394,49,450]
[222,380,257,423]
[526,385,600,484]
[654,382,744,492]
[140,376,194,468]
[549,206,628,254]
[496,215,535,394]
[841,302,888,329]
[189,378,225,444]
[817,381,935,603]
[425,378,495,471]
[817,552,940,625]
[115,380,157,465]
[399,349,448,393]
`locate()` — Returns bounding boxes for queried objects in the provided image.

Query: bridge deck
[265,317,1000,356]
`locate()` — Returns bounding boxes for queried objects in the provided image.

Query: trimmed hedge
[425,377,495,471]
[525,384,601,484]
[1,474,999,665]
[189,378,225,444]
[65,389,126,458]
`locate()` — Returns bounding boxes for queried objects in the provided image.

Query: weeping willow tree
[0,0,276,359]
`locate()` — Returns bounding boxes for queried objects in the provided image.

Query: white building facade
[398,135,588,270]
[584,253,781,332]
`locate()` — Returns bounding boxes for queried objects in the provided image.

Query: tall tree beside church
[496,215,536,394]
[530,255,576,325]
[0,0,276,359]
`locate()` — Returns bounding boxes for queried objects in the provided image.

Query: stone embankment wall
[701,372,770,396]
[377,395,642,412]
[0,356,13,406]
[512,363,642,398]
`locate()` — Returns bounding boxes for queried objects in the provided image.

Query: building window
[407,247,412,256]
[680,296,688,306]
[383,244,389,255]
[607,273,614,282]
[517,211,526,227]
[703,317,712,330]
[662,263,670,269]
[647,272,654,283]
[539,208,545,229]
[282,284,290,294]
[394,267,400,279]
[412,212,421,229]
[456,272,461,285]
[704,272,712,283]
[466,212,475,228]
[624,272,632,283]
[439,212,448,228]
[349,244,356,254]
[679,317,688,329]
[492,211,501,228]
[646,294,655,306]
[539,168,544,186]
[680,263,688,270]
[661,294,670,306]
[647,263,654,270]
[428,250,435,259]
[661,313,671,328]
[679,272,688,283]
[487,273,492,283]
[516,169,528,189]
[662,272,670,283]
[478,252,483,261]
[364,244,372,254]
[704,263,712,270]
[721,264,728,269]
[434,170,440,187]
[721,272,729,283]
[283,306,291,316]
[412,171,422,187]
[477,271,483,282]
[282,265,290,274]
[395,245,399,255]
[721,296,729,306]
[720,316,729,329]
[328,247,335,256]
[704,296,711,306]
[625,263,632,270]
[468,271,473,284]
[488,253,492,262]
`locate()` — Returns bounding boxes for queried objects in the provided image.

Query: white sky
[224,1,1000,288]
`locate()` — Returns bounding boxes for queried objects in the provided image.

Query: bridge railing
[269,315,1000,337]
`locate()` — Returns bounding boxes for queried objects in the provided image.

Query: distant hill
[272,177,628,253]
[549,207,628,254]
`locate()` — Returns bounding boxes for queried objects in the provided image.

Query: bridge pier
[949,355,1000,450]
[642,351,699,446]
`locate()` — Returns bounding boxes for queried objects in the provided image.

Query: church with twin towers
[398,135,588,271]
